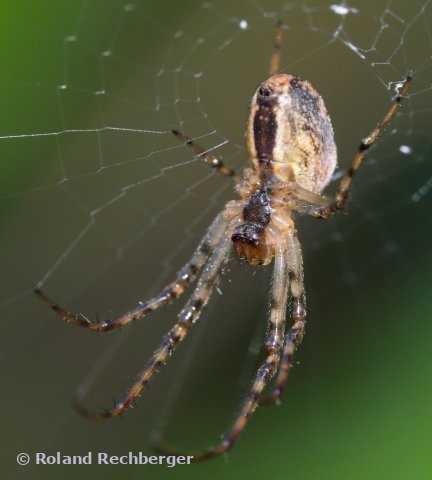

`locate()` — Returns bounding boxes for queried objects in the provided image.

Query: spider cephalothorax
[232,188,272,265]
[35,21,411,462]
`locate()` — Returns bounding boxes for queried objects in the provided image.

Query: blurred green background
[1,1,432,479]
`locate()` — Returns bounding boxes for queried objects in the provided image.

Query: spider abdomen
[247,73,337,193]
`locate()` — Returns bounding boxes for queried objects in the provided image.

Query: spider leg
[34,212,229,332]
[157,246,290,461]
[314,72,412,219]
[74,230,233,421]
[269,20,283,75]
[269,181,329,216]
[172,130,240,181]
[261,232,306,405]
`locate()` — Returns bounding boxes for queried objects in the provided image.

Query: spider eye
[258,85,273,97]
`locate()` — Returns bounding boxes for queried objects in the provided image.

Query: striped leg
[34,212,229,333]
[172,130,240,180]
[74,232,233,421]
[269,181,329,217]
[269,20,283,75]
[262,233,306,405]
[159,247,290,461]
[314,72,412,219]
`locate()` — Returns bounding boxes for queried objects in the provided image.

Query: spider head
[232,223,272,266]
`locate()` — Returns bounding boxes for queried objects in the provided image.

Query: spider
[35,21,411,461]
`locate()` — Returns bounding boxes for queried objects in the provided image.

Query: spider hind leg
[172,129,239,180]
[314,72,412,218]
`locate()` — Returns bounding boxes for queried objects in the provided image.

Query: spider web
[2,1,432,478]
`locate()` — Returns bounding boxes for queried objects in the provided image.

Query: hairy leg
[35,212,229,332]
[74,231,233,420]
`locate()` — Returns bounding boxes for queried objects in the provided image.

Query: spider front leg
[35,212,229,332]
[262,232,306,405]
[315,72,412,218]
[157,246,290,461]
[74,229,233,420]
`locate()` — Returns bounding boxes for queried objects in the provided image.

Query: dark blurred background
[1,1,432,479]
